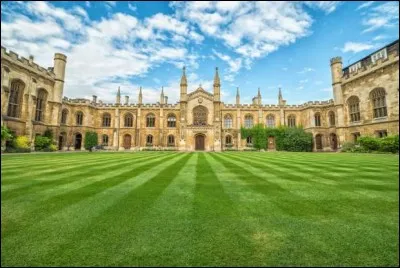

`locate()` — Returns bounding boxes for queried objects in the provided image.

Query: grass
[1,151,399,267]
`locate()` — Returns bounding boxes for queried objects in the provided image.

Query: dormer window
[371,48,387,63]
[349,62,362,73]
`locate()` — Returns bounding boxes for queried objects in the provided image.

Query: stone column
[115,107,120,150]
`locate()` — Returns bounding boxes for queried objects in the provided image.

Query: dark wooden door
[195,135,205,151]
[58,136,63,150]
[330,133,337,150]
[75,134,82,150]
[124,134,131,149]
[268,136,275,150]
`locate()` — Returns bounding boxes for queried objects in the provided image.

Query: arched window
[167,114,176,127]
[7,80,24,118]
[315,134,323,149]
[328,111,335,126]
[61,109,68,124]
[146,134,153,145]
[146,113,155,127]
[314,112,321,127]
[370,88,387,118]
[287,115,296,127]
[102,113,111,127]
[167,135,175,146]
[266,114,275,128]
[35,89,47,122]
[102,134,109,146]
[224,114,233,128]
[225,135,232,145]
[193,106,207,126]
[124,113,133,127]
[76,111,83,126]
[246,136,252,145]
[244,114,253,128]
[347,96,360,122]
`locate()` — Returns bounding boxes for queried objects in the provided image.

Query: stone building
[1,39,399,151]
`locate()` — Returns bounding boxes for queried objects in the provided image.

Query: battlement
[330,56,342,65]
[342,39,399,81]
[1,46,55,79]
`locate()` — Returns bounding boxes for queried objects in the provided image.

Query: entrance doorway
[315,134,323,150]
[195,134,205,151]
[74,133,82,150]
[330,133,338,150]
[58,132,66,150]
[268,136,276,150]
[123,134,131,149]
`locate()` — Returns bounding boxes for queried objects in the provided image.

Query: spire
[180,66,187,86]
[213,67,220,86]
[160,86,165,104]
[278,87,282,99]
[116,86,121,104]
[258,87,261,97]
[138,86,143,105]
[236,87,240,105]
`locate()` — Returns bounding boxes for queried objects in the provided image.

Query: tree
[252,123,267,150]
[84,131,98,151]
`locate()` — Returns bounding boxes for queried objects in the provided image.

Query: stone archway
[195,134,205,151]
[315,134,323,150]
[267,136,276,150]
[58,132,66,150]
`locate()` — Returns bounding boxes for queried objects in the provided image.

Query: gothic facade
[1,40,399,151]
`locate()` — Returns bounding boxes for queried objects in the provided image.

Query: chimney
[125,96,129,105]
[92,95,97,103]
[29,55,34,64]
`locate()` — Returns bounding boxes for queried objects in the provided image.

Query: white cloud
[282,67,288,71]
[304,1,342,14]
[356,1,375,10]
[299,79,308,84]
[128,3,137,12]
[362,1,399,33]
[373,35,388,41]
[341,42,374,53]
[85,1,91,8]
[320,87,332,92]
[298,67,315,74]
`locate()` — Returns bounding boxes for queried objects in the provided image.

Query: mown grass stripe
[1,153,180,240]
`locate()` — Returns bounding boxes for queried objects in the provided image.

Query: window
[146,113,155,127]
[376,130,387,138]
[7,80,24,118]
[352,132,361,143]
[35,89,47,122]
[287,115,296,127]
[371,48,387,63]
[193,106,207,126]
[167,135,175,146]
[61,109,68,124]
[146,135,153,145]
[246,136,252,145]
[224,114,233,128]
[124,113,133,127]
[102,113,111,127]
[76,111,83,126]
[102,134,109,146]
[266,114,275,128]
[314,112,321,127]
[329,111,335,126]
[225,135,232,145]
[167,114,176,127]
[370,88,387,118]
[244,115,253,128]
[347,96,360,122]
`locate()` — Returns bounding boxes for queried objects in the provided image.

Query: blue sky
[1,1,399,105]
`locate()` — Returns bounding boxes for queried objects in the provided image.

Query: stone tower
[330,57,343,105]
[53,53,67,103]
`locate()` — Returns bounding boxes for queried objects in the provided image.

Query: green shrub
[341,142,356,152]
[34,136,52,151]
[49,144,58,152]
[43,129,54,140]
[1,125,13,142]
[379,135,399,153]
[358,136,380,151]
[84,131,98,151]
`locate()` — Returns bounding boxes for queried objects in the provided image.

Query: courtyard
[1,151,399,266]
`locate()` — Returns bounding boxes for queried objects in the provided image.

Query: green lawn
[1,151,399,267]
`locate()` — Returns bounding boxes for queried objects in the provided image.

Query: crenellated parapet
[1,46,55,80]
